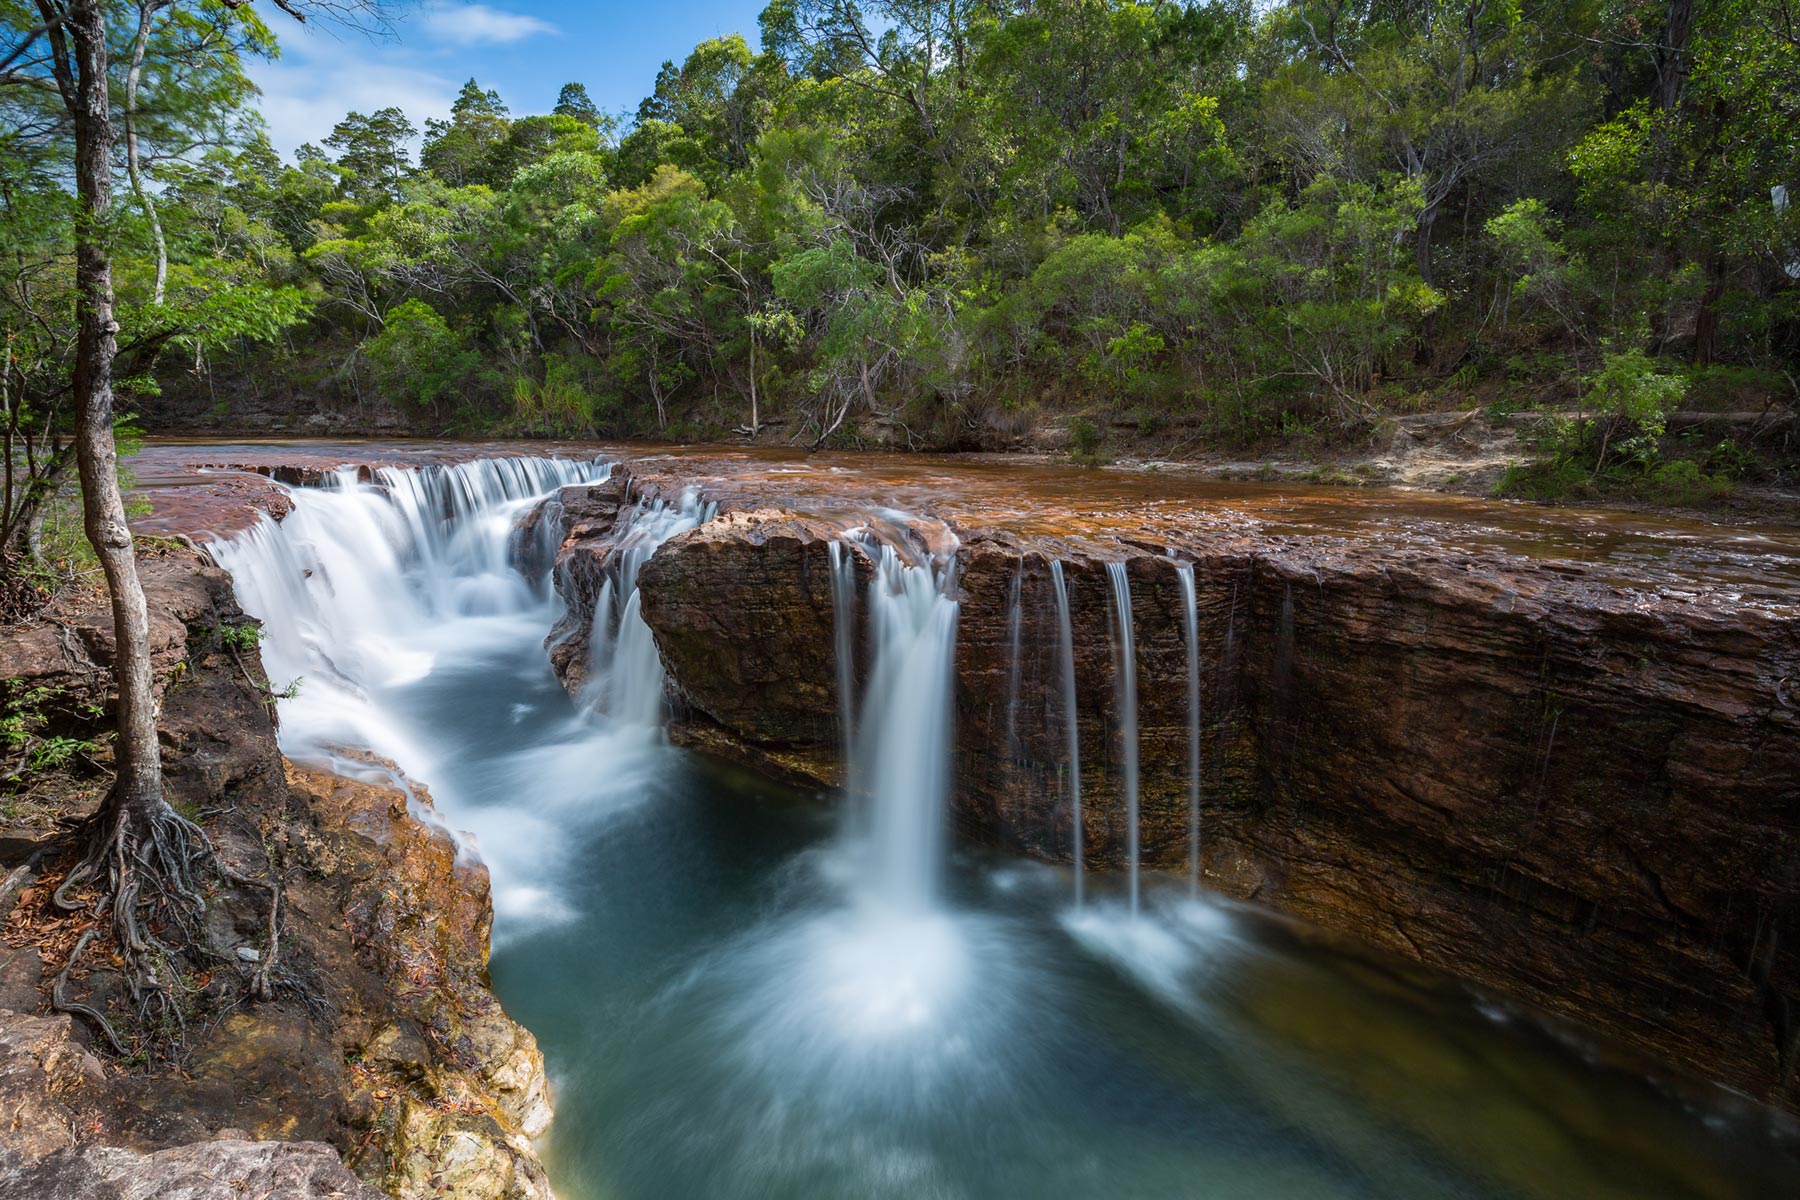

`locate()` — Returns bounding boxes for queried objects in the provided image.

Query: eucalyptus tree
[7,0,383,1053]
[1269,0,1593,291]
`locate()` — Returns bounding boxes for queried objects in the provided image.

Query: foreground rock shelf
[0,550,552,1199]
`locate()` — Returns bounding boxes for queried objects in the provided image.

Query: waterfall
[1049,561,1083,904]
[582,488,716,727]
[827,540,859,763]
[1106,562,1141,915]
[210,455,610,765]
[837,538,960,913]
[1175,563,1202,896]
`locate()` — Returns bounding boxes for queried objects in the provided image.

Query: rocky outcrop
[0,551,551,1198]
[636,510,857,784]
[285,760,552,1200]
[601,507,1800,1112]
[0,1139,383,1200]
[538,475,631,694]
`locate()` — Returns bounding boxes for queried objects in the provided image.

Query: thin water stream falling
[826,540,859,762]
[204,452,1800,1200]
[1049,560,1084,904]
[1175,562,1202,895]
[847,540,961,912]
[1106,561,1142,915]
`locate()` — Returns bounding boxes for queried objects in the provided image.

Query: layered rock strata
[538,467,1800,1114]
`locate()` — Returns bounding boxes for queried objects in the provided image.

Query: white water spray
[1106,562,1141,915]
[212,456,609,766]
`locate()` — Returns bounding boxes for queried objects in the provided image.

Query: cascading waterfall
[1049,560,1083,905]
[846,539,961,912]
[1106,562,1141,915]
[1175,563,1202,896]
[583,487,716,728]
[212,455,610,766]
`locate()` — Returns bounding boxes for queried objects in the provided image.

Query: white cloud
[419,3,557,47]
[249,23,457,158]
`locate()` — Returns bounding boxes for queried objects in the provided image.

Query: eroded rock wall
[539,487,1800,1113]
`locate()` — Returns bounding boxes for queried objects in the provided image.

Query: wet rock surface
[0,1139,384,1200]
[538,475,631,694]
[0,550,551,1198]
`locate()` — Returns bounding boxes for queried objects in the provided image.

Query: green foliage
[1583,351,1687,459]
[8,0,1793,463]
[1066,415,1107,465]
[1,684,98,789]
[219,623,263,652]
[364,300,483,412]
[1498,352,1723,504]
[511,356,597,437]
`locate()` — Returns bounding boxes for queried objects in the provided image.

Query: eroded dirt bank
[0,551,550,1198]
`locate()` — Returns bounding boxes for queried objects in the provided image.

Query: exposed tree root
[46,794,287,1061]
[52,928,126,1056]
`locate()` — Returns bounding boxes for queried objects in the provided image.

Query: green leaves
[364,300,483,413]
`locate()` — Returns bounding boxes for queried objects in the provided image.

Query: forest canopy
[3,1,1797,486]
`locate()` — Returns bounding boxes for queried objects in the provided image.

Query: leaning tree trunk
[66,0,167,833]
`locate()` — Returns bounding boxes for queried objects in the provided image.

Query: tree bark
[64,0,167,816]
[1656,0,1696,114]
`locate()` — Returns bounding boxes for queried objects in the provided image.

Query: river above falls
[140,441,1800,1199]
[132,437,1800,600]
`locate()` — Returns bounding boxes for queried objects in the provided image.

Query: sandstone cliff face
[0,552,551,1199]
[539,480,1800,1113]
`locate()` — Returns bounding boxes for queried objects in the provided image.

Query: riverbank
[0,548,551,1198]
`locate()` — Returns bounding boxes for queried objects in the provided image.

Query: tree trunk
[1656,0,1696,114]
[67,0,167,817]
[1693,264,1725,367]
[748,328,759,436]
[2,444,75,561]
[1416,201,1441,360]
[1415,200,1440,290]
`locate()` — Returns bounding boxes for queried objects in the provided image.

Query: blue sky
[251,1,768,158]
